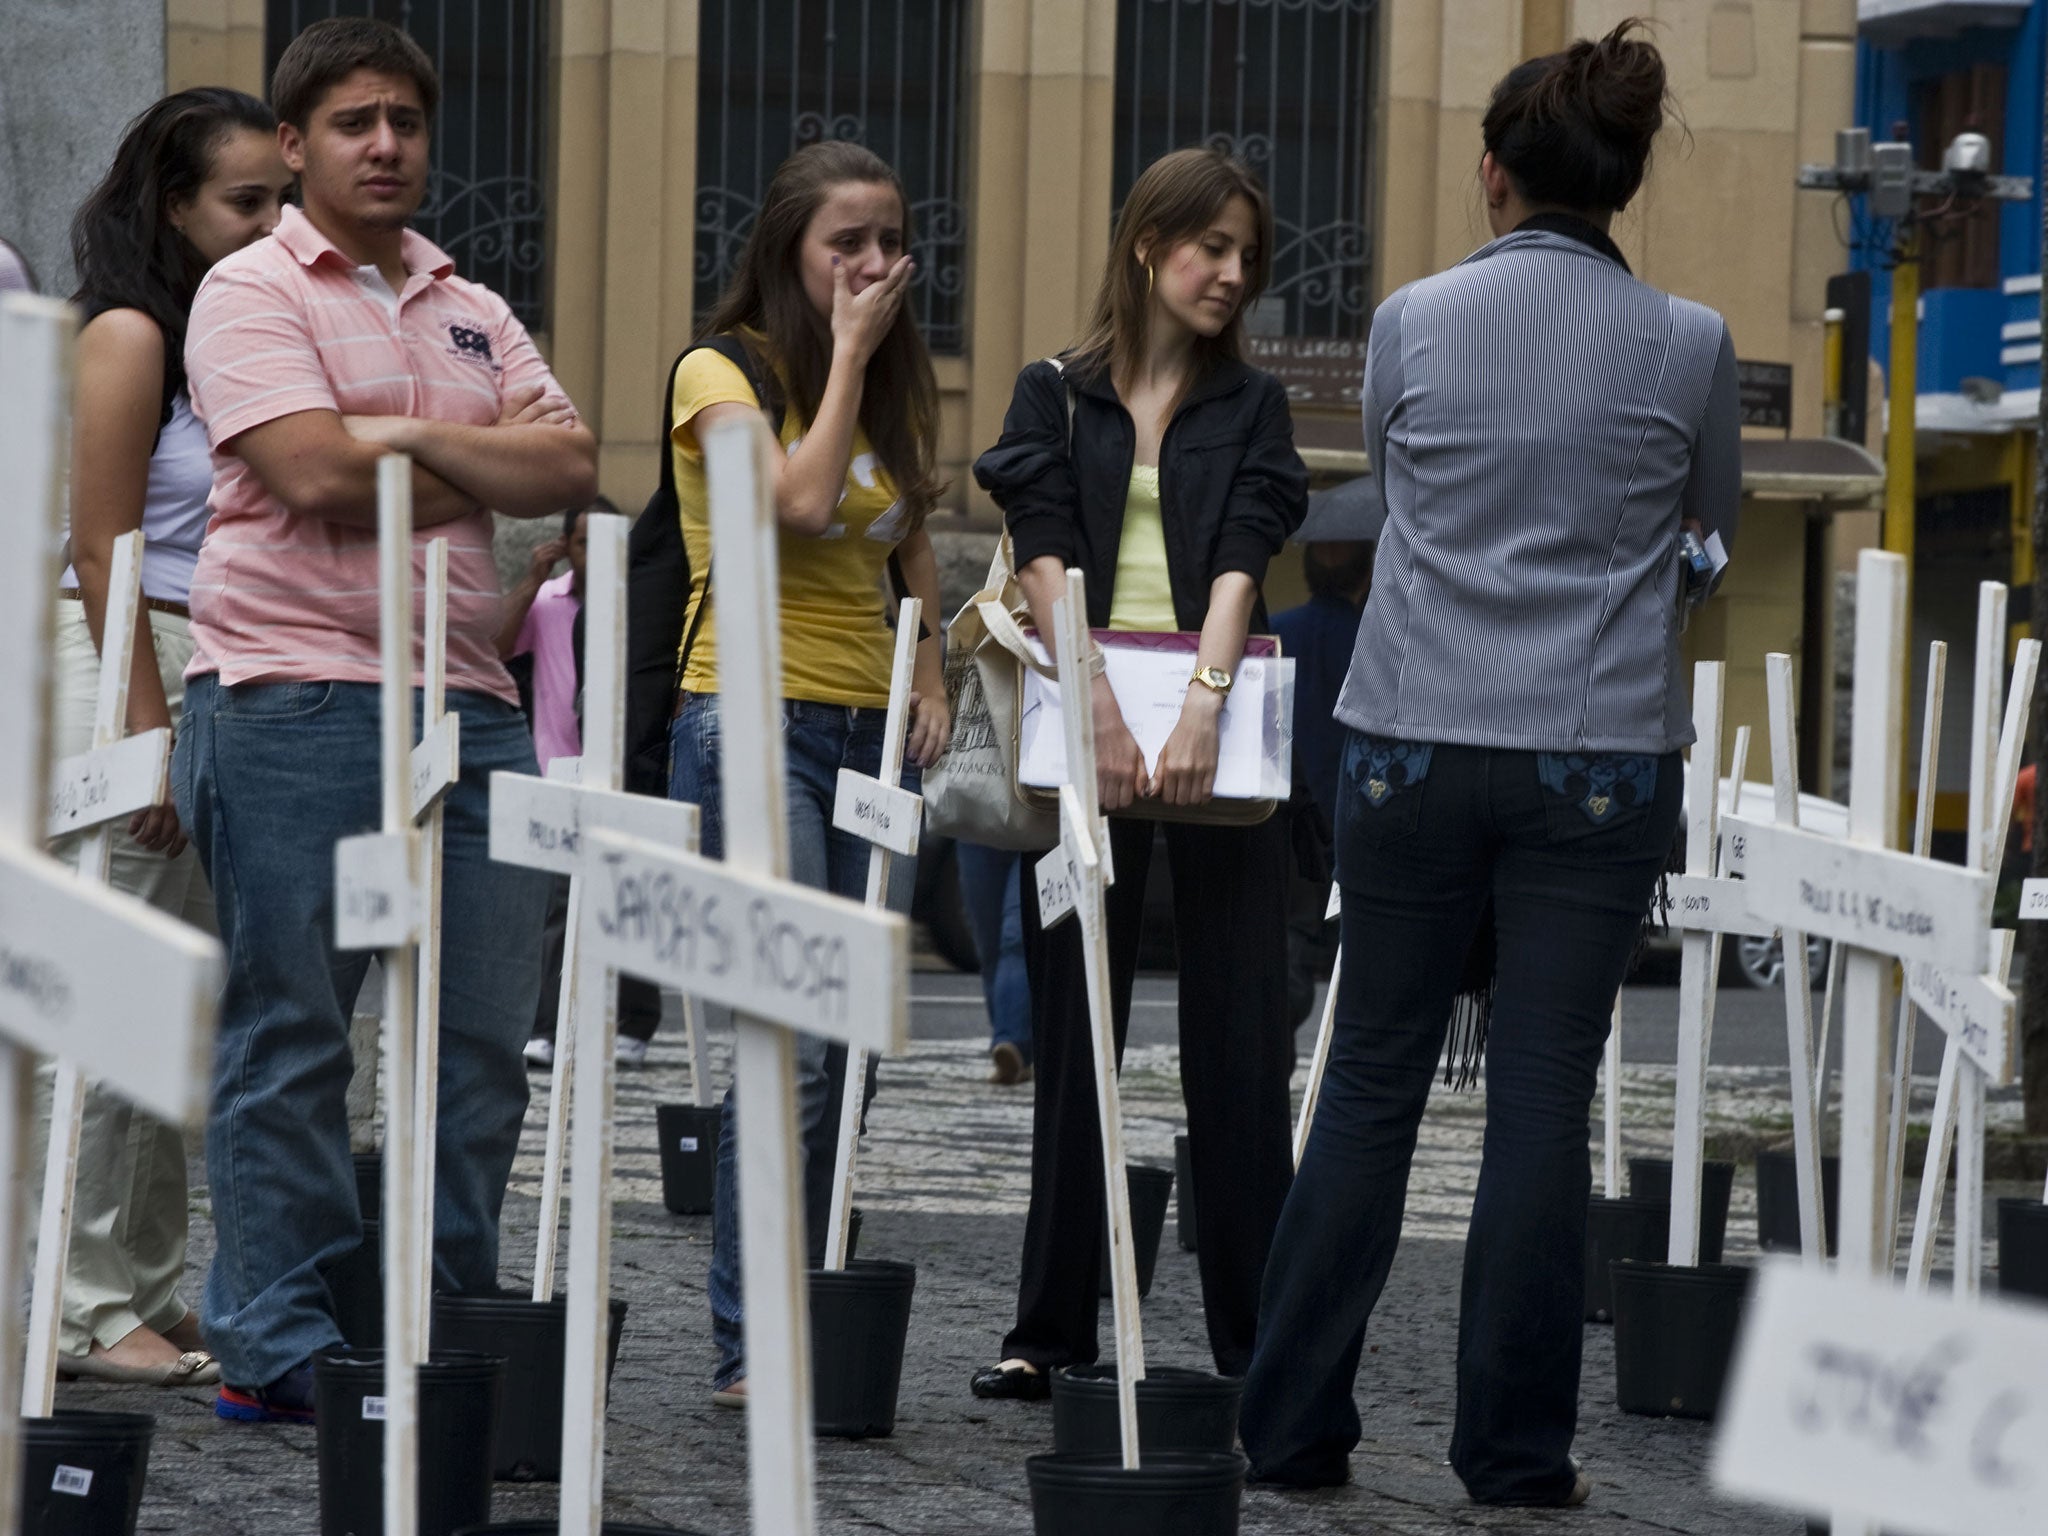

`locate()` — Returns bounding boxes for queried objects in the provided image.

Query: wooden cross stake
[0,295,219,1491]
[1749,653,1827,1260]
[1031,567,1145,1468]
[1665,668,1776,1266]
[24,530,174,1415]
[1900,584,2037,1292]
[562,415,908,1536]
[403,539,457,1317]
[823,597,923,1269]
[486,512,699,1309]
[1291,881,1341,1168]
[330,457,427,1536]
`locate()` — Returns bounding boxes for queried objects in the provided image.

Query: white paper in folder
[1017,629,1293,802]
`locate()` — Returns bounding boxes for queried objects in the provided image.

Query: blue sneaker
[216,1361,316,1424]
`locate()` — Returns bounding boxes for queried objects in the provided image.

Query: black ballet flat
[969,1360,1050,1401]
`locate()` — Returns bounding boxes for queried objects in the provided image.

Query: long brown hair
[697,141,943,524]
[1069,147,1275,389]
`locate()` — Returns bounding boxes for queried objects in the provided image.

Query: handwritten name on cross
[330,457,428,1536]
[0,295,220,1496]
[1724,549,1997,1536]
[24,530,174,1414]
[1031,566,1147,1467]
[565,414,908,1536]
[822,597,922,1268]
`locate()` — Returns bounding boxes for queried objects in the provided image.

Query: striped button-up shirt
[183,203,576,703]
[1336,227,1740,754]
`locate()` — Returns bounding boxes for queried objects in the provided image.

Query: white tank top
[61,391,213,605]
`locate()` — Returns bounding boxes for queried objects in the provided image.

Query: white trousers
[38,602,215,1355]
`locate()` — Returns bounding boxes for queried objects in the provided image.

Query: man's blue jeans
[1240,733,1680,1504]
[954,842,1031,1059]
[175,675,549,1388]
[667,694,916,1390]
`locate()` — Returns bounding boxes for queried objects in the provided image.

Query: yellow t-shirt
[669,345,905,707]
[1107,464,1176,632]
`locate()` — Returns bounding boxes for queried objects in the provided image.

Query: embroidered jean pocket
[1342,732,1432,846]
[1535,751,1658,847]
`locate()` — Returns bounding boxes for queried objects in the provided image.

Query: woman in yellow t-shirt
[665,141,951,1407]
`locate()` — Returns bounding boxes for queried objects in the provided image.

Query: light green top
[1107,464,1175,632]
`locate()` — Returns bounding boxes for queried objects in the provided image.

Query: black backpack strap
[670,333,784,679]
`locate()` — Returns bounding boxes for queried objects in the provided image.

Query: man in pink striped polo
[173,16,597,1423]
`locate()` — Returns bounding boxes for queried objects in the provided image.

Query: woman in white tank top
[48,88,290,1388]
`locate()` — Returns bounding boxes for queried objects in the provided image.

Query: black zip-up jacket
[973,354,1309,631]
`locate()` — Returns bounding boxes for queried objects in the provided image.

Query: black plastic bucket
[656,1104,722,1215]
[1026,1450,1247,1536]
[18,1410,153,1535]
[1627,1157,1733,1265]
[1098,1164,1175,1300]
[313,1349,505,1536]
[1755,1150,1839,1256]
[1583,1196,1670,1323]
[1174,1135,1196,1252]
[456,1525,708,1535]
[1609,1261,1752,1420]
[808,1259,916,1438]
[431,1292,628,1481]
[1051,1365,1241,1456]
[354,1152,381,1219]
[324,1222,382,1350]
[1997,1197,2048,1302]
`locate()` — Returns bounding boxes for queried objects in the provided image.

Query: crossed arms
[224,382,597,528]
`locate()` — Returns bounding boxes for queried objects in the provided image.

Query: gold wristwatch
[1190,665,1234,697]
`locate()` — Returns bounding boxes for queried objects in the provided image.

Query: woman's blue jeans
[1240,733,1680,1504]
[953,842,1031,1059]
[667,694,916,1389]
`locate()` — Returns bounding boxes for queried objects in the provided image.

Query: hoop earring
[1146,264,1155,295]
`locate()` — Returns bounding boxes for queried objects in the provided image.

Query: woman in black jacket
[969,147,1308,1399]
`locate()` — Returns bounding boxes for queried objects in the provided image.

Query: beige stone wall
[166,0,266,97]
[1374,2,1857,439]
[158,1,1856,514]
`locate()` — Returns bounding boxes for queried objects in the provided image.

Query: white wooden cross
[1031,566,1146,1467]
[1724,549,1999,1536]
[1751,653,1830,1260]
[1880,640,1948,1267]
[1663,666,1774,1266]
[23,529,177,1415]
[329,457,429,1536]
[485,511,699,1307]
[405,538,459,1312]
[563,415,908,1536]
[1900,584,2037,1294]
[822,596,922,1268]
[0,296,219,1491]
[1291,881,1342,1167]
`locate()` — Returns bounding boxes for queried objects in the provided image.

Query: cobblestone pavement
[78,993,2023,1535]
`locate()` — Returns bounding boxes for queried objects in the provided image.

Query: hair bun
[1482,17,1669,214]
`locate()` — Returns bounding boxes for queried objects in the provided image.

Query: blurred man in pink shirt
[172,16,595,1422]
